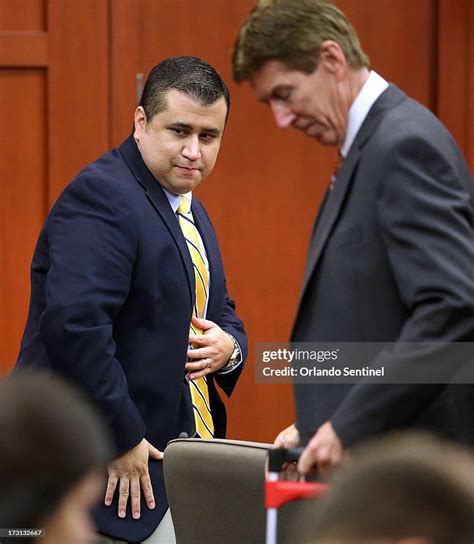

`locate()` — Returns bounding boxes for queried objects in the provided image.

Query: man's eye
[200,133,214,141]
[171,128,184,135]
[274,90,291,101]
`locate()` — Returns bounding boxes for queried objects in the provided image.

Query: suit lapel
[296,85,407,315]
[119,136,195,308]
[301,147,362,295]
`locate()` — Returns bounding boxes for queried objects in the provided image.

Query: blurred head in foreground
[294,433,474,544]
[0,372,111,544]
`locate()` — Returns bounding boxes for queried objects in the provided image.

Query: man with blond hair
[233,0,474,475]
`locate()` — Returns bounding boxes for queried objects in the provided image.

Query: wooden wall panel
[0,32,48,66]
[437,0,473,170]
[47,0,110,204]
[339,0,434,108]
[110,0,142,145]
[0,0,46,31]
[0,70,46,371]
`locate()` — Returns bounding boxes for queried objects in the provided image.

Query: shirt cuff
[218,332,243,374]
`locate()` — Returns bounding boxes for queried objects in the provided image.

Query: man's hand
[104,438,163,519]
[273,423,300,448]
[297,421,346,478]
[186,316,234,379]
[272,423,301,480]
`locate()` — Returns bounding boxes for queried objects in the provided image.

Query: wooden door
[0,0,109,373]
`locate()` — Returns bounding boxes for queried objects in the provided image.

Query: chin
[168,178,202,195]
[316,136,337,147]
[316,132,341,147]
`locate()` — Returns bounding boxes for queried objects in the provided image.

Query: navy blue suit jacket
[15,136,247,542]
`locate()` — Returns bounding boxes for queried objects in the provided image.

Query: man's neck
[347,67,370,108]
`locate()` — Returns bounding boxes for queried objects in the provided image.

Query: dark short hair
[232,0,369,82]
[293,433,474,544]
[0,372,111,532]
[140,56,230,120]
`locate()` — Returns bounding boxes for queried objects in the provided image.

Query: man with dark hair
[293,434,474,544]
[0,372,111,544]
[15,56,247,543]
[140,56,230,120]
[232,0,474,475]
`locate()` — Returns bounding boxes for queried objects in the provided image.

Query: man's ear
[133,106,147,141]
[318,40,347,76]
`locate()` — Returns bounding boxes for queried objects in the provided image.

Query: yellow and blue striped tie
[177,195,214,439]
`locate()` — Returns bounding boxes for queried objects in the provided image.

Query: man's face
[134,89,227,195]
[249,58,348,147]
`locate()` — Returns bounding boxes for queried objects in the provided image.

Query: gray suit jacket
[292,85,474,447]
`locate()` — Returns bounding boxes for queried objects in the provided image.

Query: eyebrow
[169,122,221,136]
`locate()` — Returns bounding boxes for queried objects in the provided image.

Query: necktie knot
[178,195,191,215]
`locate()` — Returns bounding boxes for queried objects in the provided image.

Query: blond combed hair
[232,0,369,81]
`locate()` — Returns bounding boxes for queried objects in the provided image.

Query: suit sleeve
[39,173,146,456]
[331,133,474,446]
[215,281,248,396]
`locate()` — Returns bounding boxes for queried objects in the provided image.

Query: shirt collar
[340,70,389,158]
[163,189,193,213]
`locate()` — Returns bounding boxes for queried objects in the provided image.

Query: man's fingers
[296,421,344,476]
[273,424,300,448]
[188,371,206,380]
[104,438,162,519]
[297,445,335,477]
[273,432,286,448]
[130,476,141,519]
[140,472,156,510]
[281,462,300,481]
[186,358,211,371]
[187,347,203,359]
[191,316,215,330]
[188,334,208,347]
[186,357,213,379]
[104,474,118,506]
[297,435,323,474]
[148,444,164,461]
[118,477,130,518]
[274,430,294,448]
[187,359,212,379]
[188,359,211,369]
[297,446,313,474]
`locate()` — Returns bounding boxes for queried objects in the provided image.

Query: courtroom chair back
[164,438,308,544]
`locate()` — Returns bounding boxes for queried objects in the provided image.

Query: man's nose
[182,136,201,160]
[270,101,297,128]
